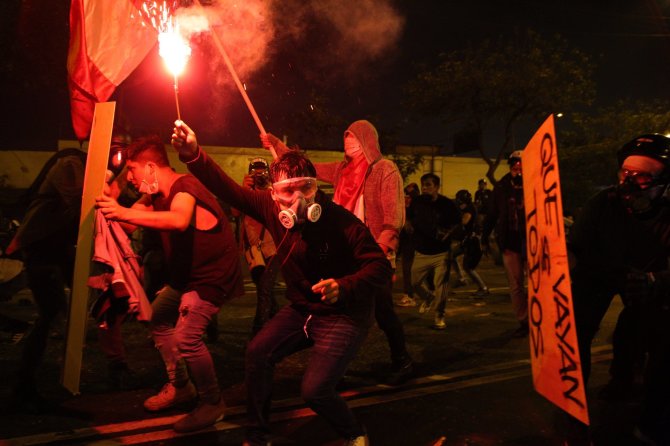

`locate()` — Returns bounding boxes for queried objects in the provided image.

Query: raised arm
[172,120,267,221]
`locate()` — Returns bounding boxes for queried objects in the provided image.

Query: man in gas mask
[171,120,392,446]
[482,150,528,337]
[569,134,670,444]
[261,120,414,386]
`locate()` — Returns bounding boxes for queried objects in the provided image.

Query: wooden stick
[193,0,277,159]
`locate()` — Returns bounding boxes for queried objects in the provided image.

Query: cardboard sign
[62,102,115,394]
[522,115,589,425]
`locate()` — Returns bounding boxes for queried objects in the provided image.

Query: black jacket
[483,172,525,252]
[183,148,392,326]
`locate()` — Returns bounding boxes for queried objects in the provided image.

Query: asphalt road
[0,256,642,446]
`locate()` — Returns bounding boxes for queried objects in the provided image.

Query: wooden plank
[61,102,116,394]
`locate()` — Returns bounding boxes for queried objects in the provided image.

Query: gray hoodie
[314,120,405,253]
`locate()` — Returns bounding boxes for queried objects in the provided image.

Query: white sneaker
[432,314,446,330]
[397,295,417,307]
[143,381,197,412]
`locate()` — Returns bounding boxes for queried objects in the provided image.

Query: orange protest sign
[522,115,589,425]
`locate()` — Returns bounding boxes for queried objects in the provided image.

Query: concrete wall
[0,142,492,199]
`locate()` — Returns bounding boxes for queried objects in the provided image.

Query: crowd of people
[2,122,670,445]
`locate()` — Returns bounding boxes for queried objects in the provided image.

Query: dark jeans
[399,234,416,296]
[250,256,280,336]
[18,240,73,389]
[245,305,368,444]
[375,285,409,365]
[573,279,669,438]
[572,282,644,384]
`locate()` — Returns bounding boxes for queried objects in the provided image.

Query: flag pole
[173,74,182,121]
[193,0,277,159]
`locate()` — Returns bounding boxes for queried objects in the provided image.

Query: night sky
[1,0,670,151]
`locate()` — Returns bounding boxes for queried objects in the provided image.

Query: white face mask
[344,134,363,158]
[138,165,159,195]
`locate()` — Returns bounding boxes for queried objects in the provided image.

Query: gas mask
[617,168,668,215]
[272,177,322,229]
[139,164,159,195]
[249,158,270,189]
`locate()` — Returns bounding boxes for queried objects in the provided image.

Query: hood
[344,120,382,164]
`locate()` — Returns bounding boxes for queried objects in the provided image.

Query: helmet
[455,189,472,205]
[617,134,670,176]
[507,150,523,166]
[616,134,670,215]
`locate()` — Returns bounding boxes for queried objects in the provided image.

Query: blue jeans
[151,288,221,403]
[245,305,368,444]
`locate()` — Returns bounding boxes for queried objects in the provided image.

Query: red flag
[67,0,156,140]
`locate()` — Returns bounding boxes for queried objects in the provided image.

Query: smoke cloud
[172,0,404,140]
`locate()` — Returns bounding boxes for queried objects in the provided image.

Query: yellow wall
[0,142,493,199]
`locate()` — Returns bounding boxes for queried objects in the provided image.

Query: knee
[175,331,202,356]
[245,336,272,371]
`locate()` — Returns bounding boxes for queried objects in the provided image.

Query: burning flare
[134,1,191,119]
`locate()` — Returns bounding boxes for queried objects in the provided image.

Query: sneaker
[173,397,226,433]
[386,358,414,386]
[345,434,370,446]
[397,295,417,307]
[419,300,433,314]
[432,314,446,330]
[143,381,197,412]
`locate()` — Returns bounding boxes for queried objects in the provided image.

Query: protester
[173,120,392,446]
[239,157,280,336]
[96,136,243,433]
[408,173,460,329]
[5,138,135,411]
[569,134,670,445]
[452,189,488,297]
[262,120,413,385]
[397,183,420,307]
[482,151,528,337]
